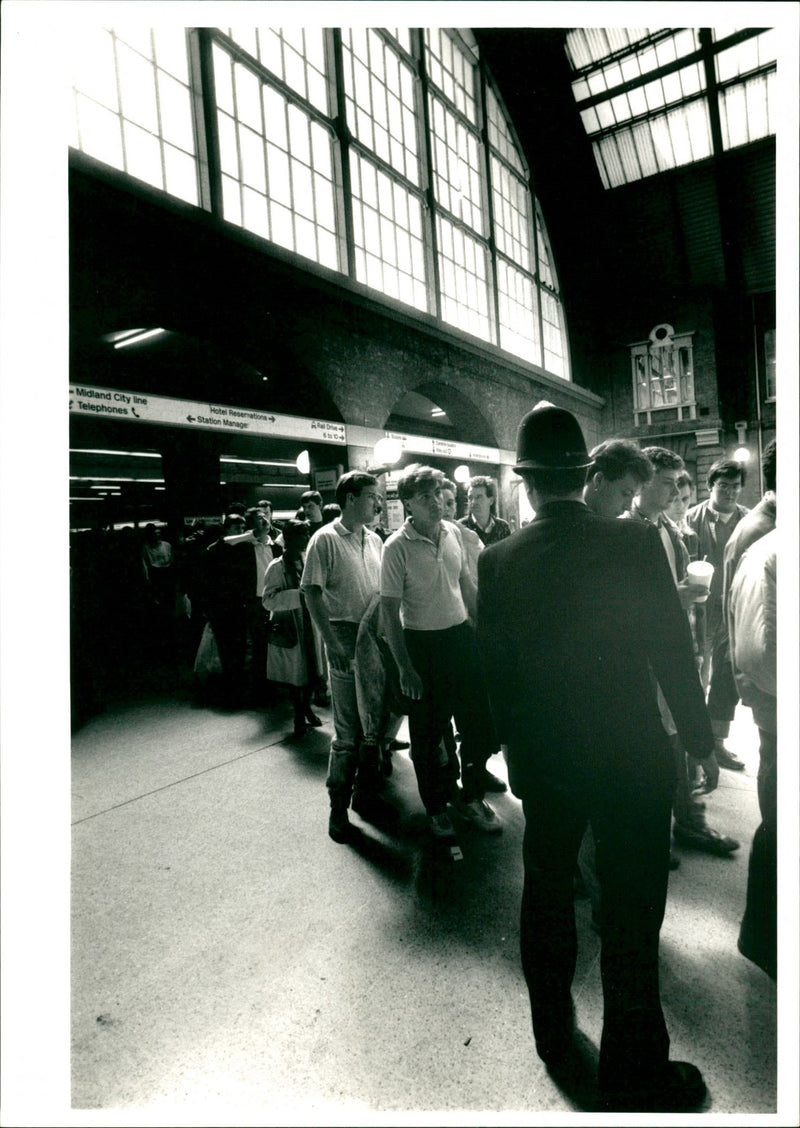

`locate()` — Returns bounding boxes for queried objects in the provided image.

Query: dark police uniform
[477,498,713,1096]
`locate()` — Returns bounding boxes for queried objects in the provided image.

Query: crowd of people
[70,411,777,1112]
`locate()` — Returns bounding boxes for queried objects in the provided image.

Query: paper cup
[686,560,714,601]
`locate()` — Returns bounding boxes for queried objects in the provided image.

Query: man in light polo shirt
[302,471,392,844]
[381,464,501,840]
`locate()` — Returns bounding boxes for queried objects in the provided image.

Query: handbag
[267,610,298,649]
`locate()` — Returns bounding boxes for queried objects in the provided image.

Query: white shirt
[381,518,468,631]
[300,518,383,623]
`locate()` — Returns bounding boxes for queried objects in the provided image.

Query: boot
[328,803,354,844]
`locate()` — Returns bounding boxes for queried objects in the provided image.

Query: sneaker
[451,796,503,834]
[714,742,746,771]
[428,811,457,839]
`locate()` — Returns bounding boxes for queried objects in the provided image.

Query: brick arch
[383,379,498,448]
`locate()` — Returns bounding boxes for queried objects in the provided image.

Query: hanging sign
[348,424,500,464]
[68,385,347,445]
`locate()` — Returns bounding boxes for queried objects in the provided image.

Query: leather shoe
[715,743,746,771]
[304,710,323,727]
[600,1060,706,1112]
[328,808,355,844]
[387,738,409,751]
[673,824,739,855]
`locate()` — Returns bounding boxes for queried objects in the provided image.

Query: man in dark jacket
[476,406,714,1113]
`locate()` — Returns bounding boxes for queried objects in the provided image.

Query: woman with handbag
[262,520,322,738]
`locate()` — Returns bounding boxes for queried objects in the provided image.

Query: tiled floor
[60,681,790,1125]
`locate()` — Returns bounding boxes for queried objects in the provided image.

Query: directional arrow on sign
[187,415,195,422]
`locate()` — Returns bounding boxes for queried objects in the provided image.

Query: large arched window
[71,26,571,380]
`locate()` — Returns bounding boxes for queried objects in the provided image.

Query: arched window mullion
[416,28,443,321]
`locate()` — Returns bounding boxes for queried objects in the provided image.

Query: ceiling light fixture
[113,328,166,349]
[220,457,297,468]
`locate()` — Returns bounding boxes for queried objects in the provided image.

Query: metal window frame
[630,333,697,425]
[73,23,571,381]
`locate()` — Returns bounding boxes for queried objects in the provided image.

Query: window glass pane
[263,86,287,149]
[428,94,484,234]
[486,85,525,175]
[75,94,124,169]
[213,45,234,113]
[227,26,258,56]
[650,114,676,170]
[491,156,531,272]
[349,151,428,313]
[72,24,200,204]
[114,26,153,59]
[235,62,262,131]
[164,143,199,205]
[497,259,540,364]
[436,214,490,340]
[341,28,419,184]
[157,71,195,153]
[153,27,189,83]
[240,124,266,191]
[222,173,242,225]
[123,120,163,186]
[424,29,477,124]
[253,27,329,112]
[214,41,338,269]
[541,288,566,378]
[217,111,239,176]
[71,27,118,110]
[117,43,159,132]
[243,185,270,238]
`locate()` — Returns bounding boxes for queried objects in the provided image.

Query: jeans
[325,620,381,806]
[404,620,495,813]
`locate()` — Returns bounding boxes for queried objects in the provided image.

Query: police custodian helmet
[514,405,593,472]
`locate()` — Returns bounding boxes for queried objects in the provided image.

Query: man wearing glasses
[685,459,750,772]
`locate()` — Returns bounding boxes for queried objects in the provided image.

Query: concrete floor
[63,679,788,1125]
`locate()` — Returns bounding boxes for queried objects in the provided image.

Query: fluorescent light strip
[113,328,166,349]
[70,476,165,483]
[70,449,161,458]
[220,482,309,489]
[219,457,297,468]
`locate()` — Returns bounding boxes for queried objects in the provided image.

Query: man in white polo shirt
[381,464,501,840]
[302,471,391,844]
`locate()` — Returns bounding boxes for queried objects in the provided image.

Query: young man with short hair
[685,460,750,731]
[381,465,501,838]
[301,472,391,843]
[630,447,739,858]
[460,475,511,546]
[583,438,653,518]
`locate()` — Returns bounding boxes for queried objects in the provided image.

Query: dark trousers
[740,728,777,978]
[706,631,740,725]
[520,749,674,1089]
[404,620,495,813]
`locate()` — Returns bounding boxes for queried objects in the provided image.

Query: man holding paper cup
[628,447,739,857]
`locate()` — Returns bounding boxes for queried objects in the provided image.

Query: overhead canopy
[565,28,777,188]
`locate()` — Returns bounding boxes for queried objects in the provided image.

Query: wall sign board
[69,385,347,445]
